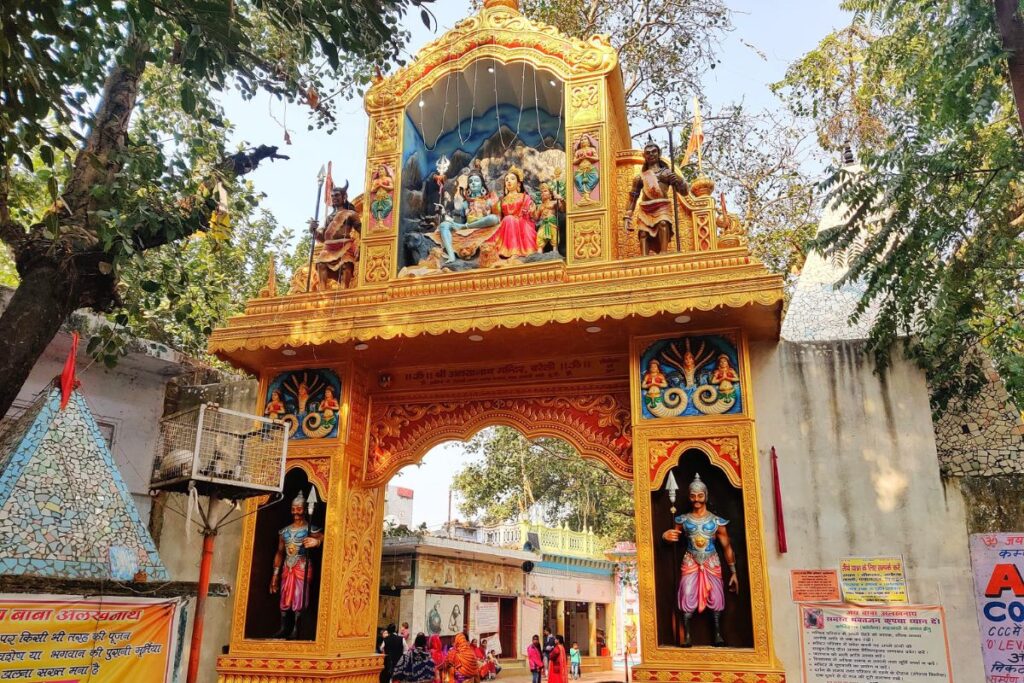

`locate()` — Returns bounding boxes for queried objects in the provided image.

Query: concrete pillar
[587,602,597,656]
[555,600,565,639]
[469,592,481,637]
[411,588,427,636]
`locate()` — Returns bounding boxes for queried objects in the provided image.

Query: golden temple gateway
[205,2,992,682]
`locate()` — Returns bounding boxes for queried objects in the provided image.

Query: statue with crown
[662,473,739,647]
[269,489,323,640]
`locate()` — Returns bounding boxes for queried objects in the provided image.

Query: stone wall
[933,359,1024,476]
[749,339,983,682]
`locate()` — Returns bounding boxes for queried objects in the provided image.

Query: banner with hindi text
[970,532,1024,683]
[0,594,183,682]
[798,603,952,683]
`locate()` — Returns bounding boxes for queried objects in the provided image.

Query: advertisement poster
[839,555,909,604]
[970,532,1024,682]
[426,593,465,636]
[0,595,182,683]
[798,603,952,683]
[791,569,841,602]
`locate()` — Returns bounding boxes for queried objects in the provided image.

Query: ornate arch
[648,437,742,490]
[364,389,633,486]
[285,458,331,499]
[364,4,617,112]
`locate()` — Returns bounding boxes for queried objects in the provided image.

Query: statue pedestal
[217,653,383,683]
[631,662,786,683]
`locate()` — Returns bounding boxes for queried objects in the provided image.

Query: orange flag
[59,331,79,410]
[323,161,333,216]
[683,96,704,166]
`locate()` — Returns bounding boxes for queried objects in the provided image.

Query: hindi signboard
[970,532,1024,683]
[791,569,841,602]
[798,603,952,683]
[839,555,909,604]
[0,594,182,682]
[476,601,500,634]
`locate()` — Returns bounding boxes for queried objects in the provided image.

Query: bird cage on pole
[150,403,288,683]
[151,403,288,498]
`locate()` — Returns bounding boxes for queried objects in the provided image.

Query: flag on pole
[683,96,704,166]
[59,332,79,410]
[323,161,334,215]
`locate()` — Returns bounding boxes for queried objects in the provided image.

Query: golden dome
[690,175,715,197]
[483,0,520,10]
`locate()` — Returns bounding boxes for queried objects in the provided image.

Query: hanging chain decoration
[493,58,530,153]
[456,58,480,146]
[532,67,564,150]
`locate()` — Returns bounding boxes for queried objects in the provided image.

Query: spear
[665,471,679,515]
[666,127,682,253]
[305,165,327,292]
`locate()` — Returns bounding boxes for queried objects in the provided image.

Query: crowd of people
[375,623,583,683]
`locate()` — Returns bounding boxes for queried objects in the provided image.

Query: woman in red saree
[547,635,567,683]
[487,167,537,258]
[446,633,479,683]
[428,635,444,683]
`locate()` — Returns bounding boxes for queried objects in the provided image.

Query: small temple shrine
[206,1,991,681]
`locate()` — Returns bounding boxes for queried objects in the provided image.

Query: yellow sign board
[838,556,909,604]
[0,595,182,682]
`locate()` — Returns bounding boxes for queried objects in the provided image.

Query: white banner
[798,603,952,683]
[476,601,500,634]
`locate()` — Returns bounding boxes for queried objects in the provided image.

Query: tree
[476,0,732,129]
[775,1,1024,411]
[702,107,823,283]
[0,0,435,419]
[451,427,635,543]
[509,0,822,286]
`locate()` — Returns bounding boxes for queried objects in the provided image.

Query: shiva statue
[662,473,738,647]
[438,168,500,263]
[270,490,323,639]
[625,141,688,255]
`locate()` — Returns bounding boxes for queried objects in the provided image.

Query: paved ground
[491,671,627,683]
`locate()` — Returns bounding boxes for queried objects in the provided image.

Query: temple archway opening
[650,449,753,649]
[244,467,326,642]
[375,425,635,675]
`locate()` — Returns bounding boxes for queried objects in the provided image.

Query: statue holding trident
[662,472,738,647]
[270,490,323,639]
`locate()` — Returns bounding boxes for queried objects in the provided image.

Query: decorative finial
[484,0,520,10]
[260,258,277,298]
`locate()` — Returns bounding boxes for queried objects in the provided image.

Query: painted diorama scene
[396,60,570,276]
[1,1,1021,683]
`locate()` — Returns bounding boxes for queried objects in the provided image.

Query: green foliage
[0,0,433,384]
[384,521,429,539]
[775,1,1024,411]
[512,0,820,286]
[478,0,731,128]
[451,427,635,543]
[703,107,823,283]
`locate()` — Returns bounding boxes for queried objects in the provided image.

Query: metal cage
[150,403,288,499]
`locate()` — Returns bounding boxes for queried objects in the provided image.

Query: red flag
[771,446,788,553]
[323,161,333,216]
[59,331,79,410]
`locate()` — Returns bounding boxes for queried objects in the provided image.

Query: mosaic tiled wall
[934,360,1024,476]
[0,387,168,580]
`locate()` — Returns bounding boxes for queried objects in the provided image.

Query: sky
[220,0,852,528]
